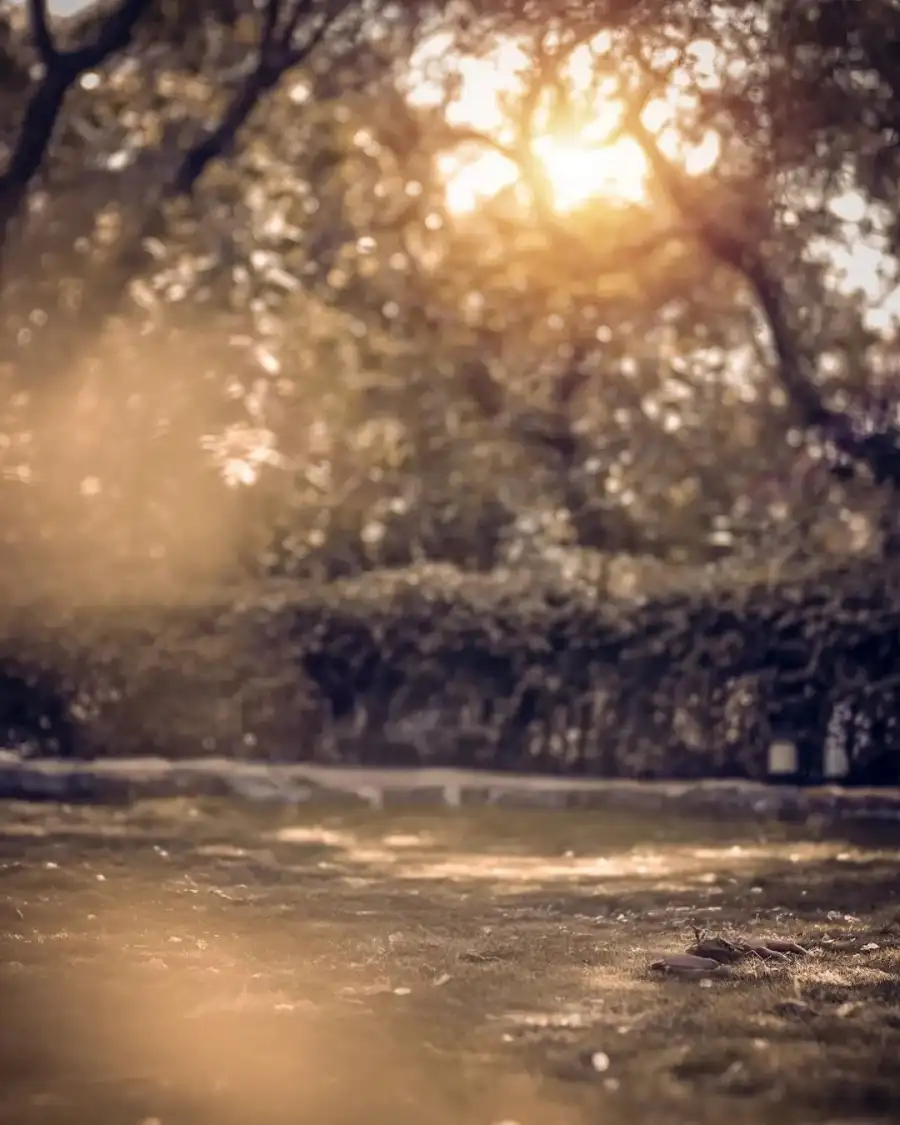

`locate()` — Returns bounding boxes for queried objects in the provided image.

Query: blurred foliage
[0,0,899,607]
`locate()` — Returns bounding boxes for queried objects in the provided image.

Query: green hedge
[1,559,898,783]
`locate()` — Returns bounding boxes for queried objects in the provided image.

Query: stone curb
[1,755,900,822]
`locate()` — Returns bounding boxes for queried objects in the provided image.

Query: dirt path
[1,800,899,1125]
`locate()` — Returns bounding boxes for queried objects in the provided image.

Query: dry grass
[1,800,898,1125]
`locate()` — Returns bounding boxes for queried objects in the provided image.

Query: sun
[440,131,649,215]
[441,117,718,217]
[410,32,721,218]
[532,134,649,210]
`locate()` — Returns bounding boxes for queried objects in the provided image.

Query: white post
[767,739,798,778]
[823,698,853,781]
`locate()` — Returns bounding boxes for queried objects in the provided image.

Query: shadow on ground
[1,800,899,1125]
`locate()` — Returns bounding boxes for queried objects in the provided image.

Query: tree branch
[421,44,704,560]
[28,0,59,66]
[624,104,827,426]
[0,0,345,270]
[618,54,900,493]
[170,0,347,197]
[0,0,152,264]
[263,0,285,45]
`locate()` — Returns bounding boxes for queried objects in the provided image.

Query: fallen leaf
[649,954,730,978]
[687,935,745,964]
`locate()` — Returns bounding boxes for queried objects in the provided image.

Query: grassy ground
[1,799,899,1125]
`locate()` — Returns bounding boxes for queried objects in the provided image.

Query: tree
[396,0,900,563]
[1,0,898,601]
[0,0,413,598]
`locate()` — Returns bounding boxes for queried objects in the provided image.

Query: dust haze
[0,320,264,611]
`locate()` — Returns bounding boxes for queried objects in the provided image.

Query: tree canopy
[1,0,899,607]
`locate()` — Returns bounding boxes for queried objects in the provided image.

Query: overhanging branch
[29,0,58,66]
[618,55,900,491]
[624,99,831,430]
[0,0,348,277]
[0,0,152,261]
[170,0,350,197]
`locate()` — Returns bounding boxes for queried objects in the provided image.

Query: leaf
[686,934,746,963]
[648,953,731,977]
